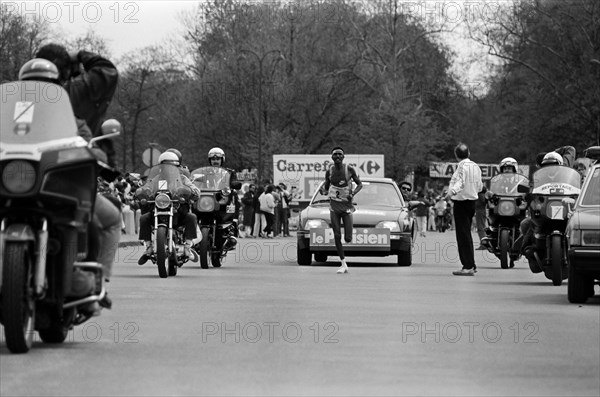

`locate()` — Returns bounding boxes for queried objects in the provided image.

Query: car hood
[570,207,600,229]
[304,205,402,223]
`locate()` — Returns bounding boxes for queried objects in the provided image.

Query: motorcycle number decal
[14,101,34,124]
[226,203,235,213]
[551,206,563,220]
[158,180,168,190]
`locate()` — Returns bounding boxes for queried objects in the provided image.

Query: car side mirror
[231,181,242,190]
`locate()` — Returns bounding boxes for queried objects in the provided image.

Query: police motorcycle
[0,79,120,353]
[520,161,581,286]
[482,173,530,269]
[190,167,241,269]
[135,163,197,278]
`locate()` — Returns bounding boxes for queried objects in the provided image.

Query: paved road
[1,232,599,396]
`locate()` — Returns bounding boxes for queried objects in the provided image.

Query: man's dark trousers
[453,199,477,270]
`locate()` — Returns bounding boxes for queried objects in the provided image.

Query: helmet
[541,152,563,166]
[499,157,518,173]
[158,151,180,166]
[19,58,60,82]
[208,147,225,163]
[166,148,183,163]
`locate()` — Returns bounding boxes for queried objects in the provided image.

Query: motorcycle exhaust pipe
[34,219,48,296]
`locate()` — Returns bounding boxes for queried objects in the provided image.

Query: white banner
[429,162,530,180]
[273,154,385,200]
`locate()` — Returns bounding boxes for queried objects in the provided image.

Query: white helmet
[19,58,60,82]
[208,147,225,163]
[158,151,180,166]
[541,152,563,166]
[499,157,518,173]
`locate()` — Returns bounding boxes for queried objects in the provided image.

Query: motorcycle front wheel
[499,228,511,269]
[1,242,35,353]
[156,226,168,278]
[550,234,563,286]
[199,228,211,269]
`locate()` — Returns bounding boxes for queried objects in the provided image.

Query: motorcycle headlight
[2,160,36,193]
[198,196,215,212]
[376,221,400,232]
[155,193,171,209]
[221,187,231,196]
[498,200,516,216]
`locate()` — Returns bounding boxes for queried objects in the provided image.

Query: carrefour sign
[429,162,530,180]
[273,154,384,200]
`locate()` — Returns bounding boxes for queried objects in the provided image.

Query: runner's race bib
[329,185,351,201]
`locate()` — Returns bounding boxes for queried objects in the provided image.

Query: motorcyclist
[573,157,593,184]
[166,148,191,179]
[521,151,573,272]
[206,147,241,238]
[137,152,201,265]
[18,57,119,312]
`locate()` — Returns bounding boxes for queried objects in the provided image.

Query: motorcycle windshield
[0,82,77,144]
[489,174,529,196]
[532,166,581,195]
[190,166,231,190]
[144,164,186,196]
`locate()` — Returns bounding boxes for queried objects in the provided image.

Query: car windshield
[489,173,529,196]
[580,167,600,206]
[311,181,403,207]
[191,166,231,190]
[532,165,581,195]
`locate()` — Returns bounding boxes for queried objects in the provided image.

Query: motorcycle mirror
[89,119,121,148]
[231,181,242,190]
[583,146,600,161]
[517,184,530,194]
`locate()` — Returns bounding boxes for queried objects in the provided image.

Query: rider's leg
[137,212,153,264]
[93,194,122,281]
[330,210,349,273]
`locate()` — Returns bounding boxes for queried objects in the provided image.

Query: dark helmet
[19,58,60,82]
[166,148,183,163]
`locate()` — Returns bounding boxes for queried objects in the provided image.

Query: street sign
[142,148,161,167]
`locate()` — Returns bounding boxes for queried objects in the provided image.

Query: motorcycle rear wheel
[38,316,69,344]
[199,228,211,269]
[1,242,35,353]
[211,252,222,268]
[168,250,178,276]
[499,229,511,269]
[550,235,563,286]
[156,226,168,278]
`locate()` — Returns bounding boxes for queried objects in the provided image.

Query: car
[566,161,600,303]
[296,177,416,266]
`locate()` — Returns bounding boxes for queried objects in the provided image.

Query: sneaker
[452,268,475,276]
[336,265,349,274]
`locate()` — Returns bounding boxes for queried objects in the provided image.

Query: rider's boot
[185,240,198,262]
[138,241,153,265]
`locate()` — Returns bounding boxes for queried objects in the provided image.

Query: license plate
[310,228,391,250]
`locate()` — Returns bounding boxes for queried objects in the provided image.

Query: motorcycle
[482,173,530,269]
[521,165,581,285]
[0,80,120,353]
[135,164,196,278]
[190,166,241,269]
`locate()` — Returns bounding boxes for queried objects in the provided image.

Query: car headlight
[582,230,600,246]
[376,221,400,232]
[305,219,329,229]
[2,160,36,193]
[155,193,171,209]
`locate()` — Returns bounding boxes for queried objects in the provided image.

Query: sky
[10,1,497,87]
